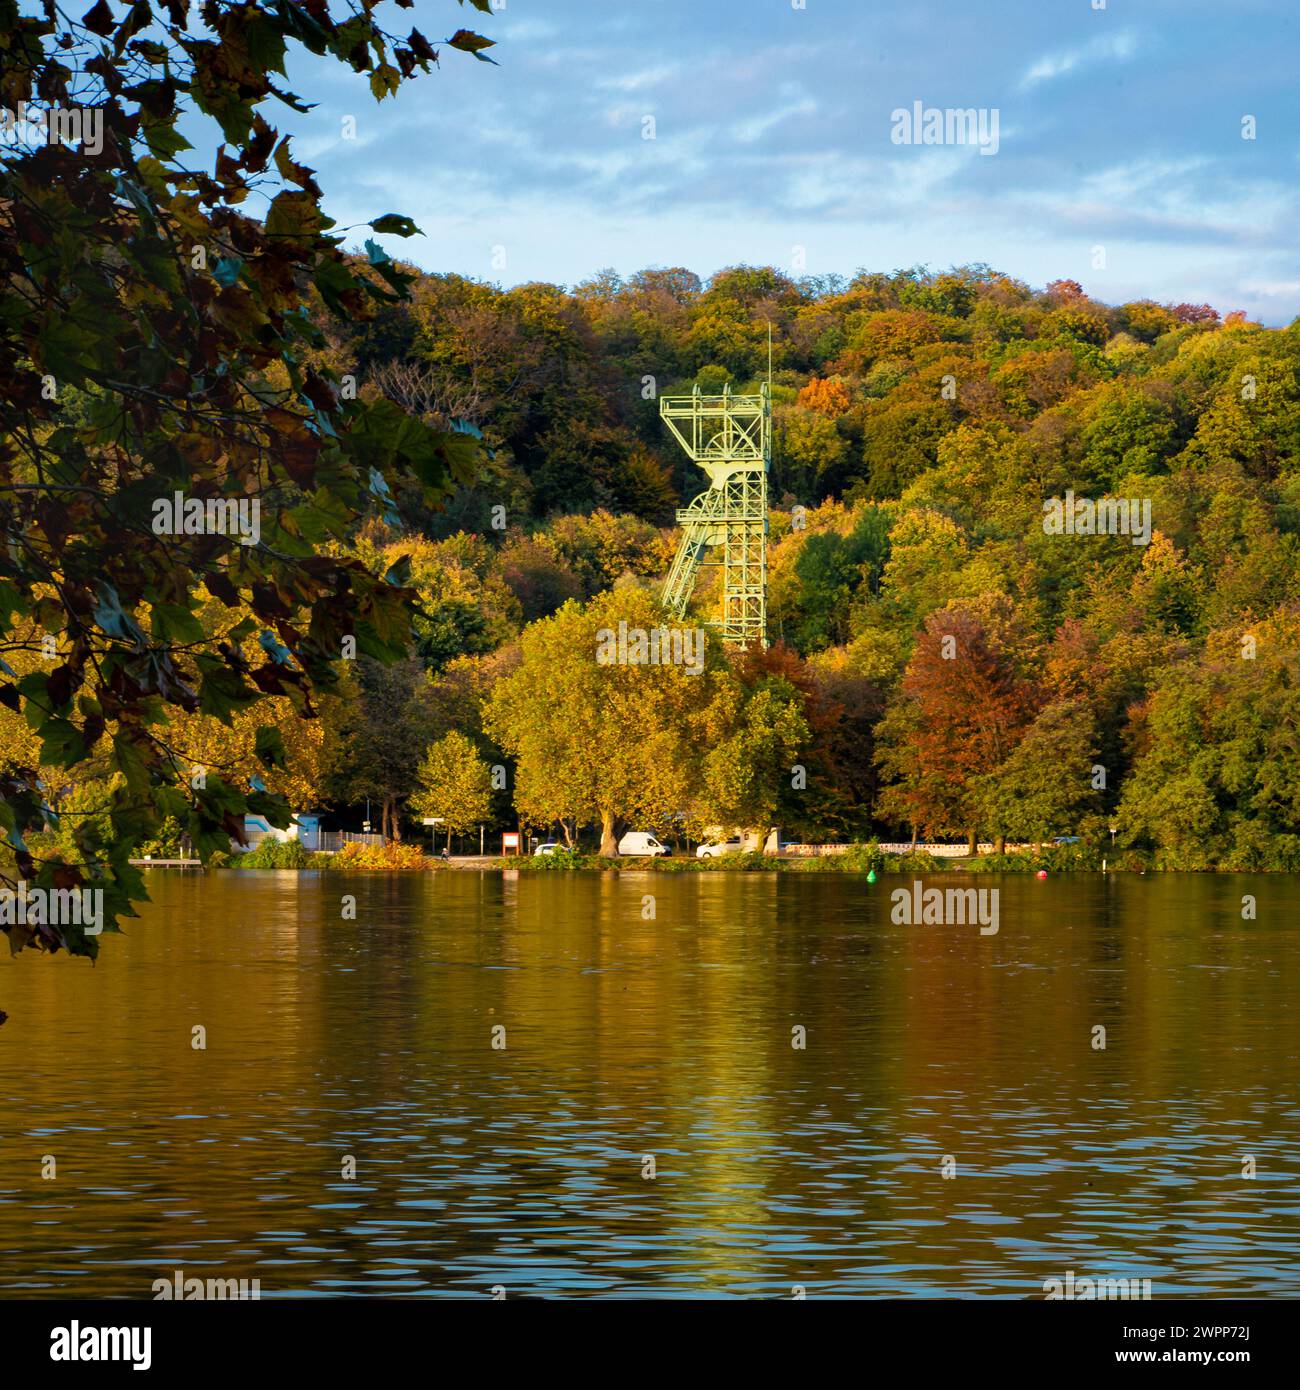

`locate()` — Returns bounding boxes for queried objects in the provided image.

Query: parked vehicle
[696,837,744,859]
[617,831,670,857]
[534,841,561,856]
[1052,835,1081,845]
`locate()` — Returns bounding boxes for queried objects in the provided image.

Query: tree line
[279,261,1300,868]
[11,262,1297,867]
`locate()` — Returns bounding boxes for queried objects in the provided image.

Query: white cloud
[498,19,562,43]
[1020,30,1140,91]
[594,63,681,93]
[732,97,818,144]
[1243,279,1300,297]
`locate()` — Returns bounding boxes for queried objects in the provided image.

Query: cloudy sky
[282,0,1299,322]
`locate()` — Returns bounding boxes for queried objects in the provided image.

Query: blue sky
[280,0,1299,322]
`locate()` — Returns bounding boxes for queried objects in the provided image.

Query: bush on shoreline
[222,838,439,870]
[327,841,430,871]
[492,839,1129,873]
[201,836,1300,874]
[229,838,317,870]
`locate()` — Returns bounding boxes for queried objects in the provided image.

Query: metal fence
[314,831,386,852]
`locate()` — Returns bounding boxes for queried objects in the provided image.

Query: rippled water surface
[2,869,1298,1298]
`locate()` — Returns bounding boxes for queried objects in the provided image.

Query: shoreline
[140,851,1186,875]
[129,843,1280,876]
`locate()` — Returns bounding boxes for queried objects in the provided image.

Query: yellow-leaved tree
[484,588,724,854]
[485,588,811,855]
[410,731,493,848]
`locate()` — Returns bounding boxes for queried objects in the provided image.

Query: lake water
[1,869,1297,1298]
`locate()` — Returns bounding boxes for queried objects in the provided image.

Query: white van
[618,831,670,857]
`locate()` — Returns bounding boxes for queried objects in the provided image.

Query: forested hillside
[9,263,1300,868]
[313,262,1300,868]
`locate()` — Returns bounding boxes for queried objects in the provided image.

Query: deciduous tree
[411,731,492,846]
[875,607,1037,849]
[0,1,496,965]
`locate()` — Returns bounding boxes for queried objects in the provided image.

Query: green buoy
[867,869,877,883]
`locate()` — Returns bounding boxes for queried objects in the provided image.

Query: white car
[617,831,670,857]
[534,842,562,856]
[697,838,744,859]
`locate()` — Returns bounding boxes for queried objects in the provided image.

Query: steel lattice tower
[659,382,770,647]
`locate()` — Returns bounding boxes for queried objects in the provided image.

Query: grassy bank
[187,840,1290,875]
[213,840,1108,874]
[485,842,1121,874]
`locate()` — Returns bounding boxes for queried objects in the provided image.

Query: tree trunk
[910,824,919,851]
[386,795,401,843]
[966,828,977,857]
[994,835,1005,855]
[599,809,620,857]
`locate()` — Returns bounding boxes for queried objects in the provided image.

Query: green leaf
[111,734,152,796]
[143,117,193,160]
[39,718,88,768]
[254,725,288,770]
[150,604,207,646]
[198,665,261,724]
[18,673,51,729]
[246,17,288,76]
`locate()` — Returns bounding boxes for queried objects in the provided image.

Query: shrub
[528,849,597,870]
[25,777,119,867]
[329,840,429,870]
[842,840,885,873]
[965,842,1103,873]
[233,837,312,869]
[696,851,770,872]
[138,815,184,859]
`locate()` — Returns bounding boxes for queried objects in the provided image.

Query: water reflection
[1,870,1297,1297]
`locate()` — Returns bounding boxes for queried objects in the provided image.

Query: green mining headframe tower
[659,382,770,647]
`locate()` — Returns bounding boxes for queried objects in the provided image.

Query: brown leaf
[408,29,437,63]
[82,0,114,36]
